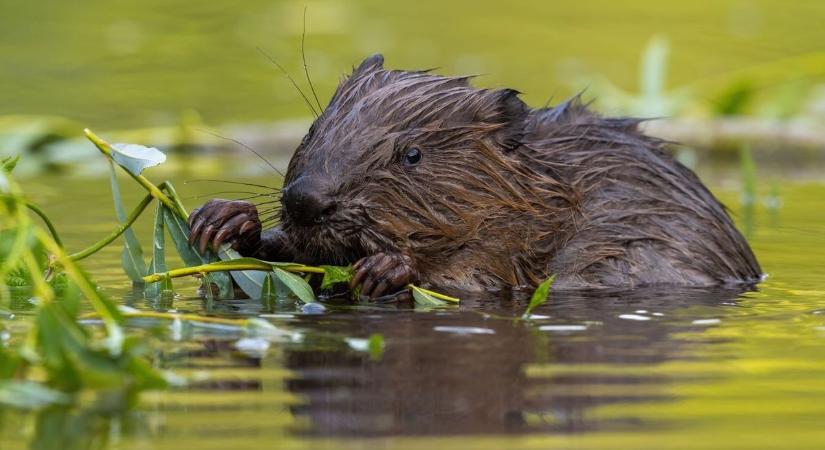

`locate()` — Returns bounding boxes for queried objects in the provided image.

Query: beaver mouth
[281,217,392,266]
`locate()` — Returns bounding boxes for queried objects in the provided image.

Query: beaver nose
[282,177,336,226]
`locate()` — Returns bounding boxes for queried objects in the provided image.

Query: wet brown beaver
[188,54,762,299]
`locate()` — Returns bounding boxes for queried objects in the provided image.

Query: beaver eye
[404,147,422,166]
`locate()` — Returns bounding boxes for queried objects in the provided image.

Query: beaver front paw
[188,199,261,254]
[350,252,419,299]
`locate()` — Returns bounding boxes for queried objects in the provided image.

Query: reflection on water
[2,175,825,449]
[282,287,745,436]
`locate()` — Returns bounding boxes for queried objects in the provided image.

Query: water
[3,0,825,128]
[2,165,825,449]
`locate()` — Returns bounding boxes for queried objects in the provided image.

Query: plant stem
[36,228,124,341]
[0,192,32,278]
[24,201,63,248]
[143,262,325,283]
[84,129,187,220]
[160,182,189,220]
[69,193,154,261]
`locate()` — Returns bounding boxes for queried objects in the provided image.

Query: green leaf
[1,155,20,173]
[320,265,353,290]
[412,285,459,303]
[367,333,385,361]
[260,271,277,301]
[260,271,293,305]
[345,333,385,360]
[523,275,556,319]
[108,160,146,283]
[125,354,169,390]
[273,267,316,303]
[217,246,268,299]
[410,284,449,307]
[161,206,233,298]
[0,381,72,409]
[110,143,166,176]
[145,202,168,299]
[0,333,24,380]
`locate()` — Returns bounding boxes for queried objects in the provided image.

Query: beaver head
[278,55,573,281]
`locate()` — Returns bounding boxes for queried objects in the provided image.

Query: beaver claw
[350,252,419,299]
[188,199,262,255]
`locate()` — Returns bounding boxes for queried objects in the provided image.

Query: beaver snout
[282,176,337,225]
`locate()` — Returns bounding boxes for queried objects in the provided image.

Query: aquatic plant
[0,162,167,409]
[522,275,555,319]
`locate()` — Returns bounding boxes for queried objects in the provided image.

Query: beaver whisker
[256,46,319,119]
[252,200,282,207]
[195,129,284,177]
[184,179,281,192]
[185,191,266,200]
[301,6,323,112]
[259,213,281,224]
[236,195,278,203]
[257,211,282,221]
[256,203,282,210]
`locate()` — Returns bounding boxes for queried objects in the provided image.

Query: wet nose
[282,177,336,226]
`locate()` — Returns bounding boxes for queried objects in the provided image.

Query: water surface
[3,168,825,450]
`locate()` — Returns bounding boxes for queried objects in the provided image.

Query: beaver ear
[491,89,529,151]
[353,54,384,76]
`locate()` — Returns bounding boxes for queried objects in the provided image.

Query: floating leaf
[410,285,459,305]
[110,143,166,176]
[410,285,449,307]
[320,265,353,290]
[108,160,146,283]
[273,267,316,303]
[523,275,556,319]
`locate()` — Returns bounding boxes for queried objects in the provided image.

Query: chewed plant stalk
[142,256,460,306]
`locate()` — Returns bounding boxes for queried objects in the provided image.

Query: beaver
[188,54,762,299]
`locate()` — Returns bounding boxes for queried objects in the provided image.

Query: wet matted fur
[275,54,761,291]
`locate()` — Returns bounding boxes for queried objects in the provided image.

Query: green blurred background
[4,3,825,449]
[3,0,825,130]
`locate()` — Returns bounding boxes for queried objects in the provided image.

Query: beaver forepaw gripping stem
[188,199,262,255]
[350,252,419,299]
